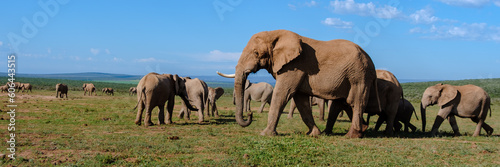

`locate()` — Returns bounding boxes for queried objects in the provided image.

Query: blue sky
[0,0,499,80]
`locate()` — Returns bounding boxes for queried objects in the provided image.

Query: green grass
[0,79,499,166]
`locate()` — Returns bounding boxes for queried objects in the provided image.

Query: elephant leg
[383,103,399,136]
[324,99,345,135]
[394,121,402,133]
[294,93,321,136]
[287,100,296,119]
[431,108,452,136]
[214,103,219,118]
[197,98,204,124]
[318,100,325,122]
[144,104,155,126]
[471,117,492,136]
[257,101,266,113]
[447,115,461,136]
[260,74,301,136]
[345,84,370,138]
[374,114,385,132]
[408,122,417,132]
[134,101,145,125]
[158,104,166,125]
[166,98,174,124]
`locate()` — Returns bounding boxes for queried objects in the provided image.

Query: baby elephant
[393,99,418,133]
[421,83,493,136]
[56,83,68,98]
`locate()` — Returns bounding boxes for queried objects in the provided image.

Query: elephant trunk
[180,94,198,111]
[234,70,252,127]
[420,103,426,132]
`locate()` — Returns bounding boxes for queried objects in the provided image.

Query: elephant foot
[454,133,462,137]
[323,130,333,136]
[345,127,363,138]
[319,118,325,122]
[166,121,173,124]
[134,120,141,126]
[215,115,220,118]
[307,127,321,136]
[487,129,493,136]
[260,129,278,136]
[362,124,368,132]
[144,122,155,126]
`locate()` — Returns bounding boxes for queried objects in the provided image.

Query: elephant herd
[1,82,32,93]
[133,73,225,126]
[209,29,493,138]
[54,83,138,98]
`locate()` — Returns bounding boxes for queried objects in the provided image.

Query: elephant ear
[271,31,302,73]
[215,87,224,100]
[438,84,458,106]
[173,74,181,95]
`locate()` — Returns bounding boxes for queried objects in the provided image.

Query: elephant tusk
[217,71,235,78]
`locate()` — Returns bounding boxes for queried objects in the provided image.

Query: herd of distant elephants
[49,29,493,138]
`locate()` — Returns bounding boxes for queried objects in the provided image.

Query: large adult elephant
[178,77,208,123]
[217,30,378,138]
[324,70,401,136]
[55,83,68,98]
[288,97,330,122]
[207,87,225,117]
[421,84,493,136]
[134,73,197,126]
[82,83,97,96]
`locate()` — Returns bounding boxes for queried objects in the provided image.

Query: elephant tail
[133,86,147,111]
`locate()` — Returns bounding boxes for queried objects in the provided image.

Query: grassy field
[0,79,499,166]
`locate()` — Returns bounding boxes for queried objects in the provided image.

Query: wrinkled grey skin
[82,83,97,96]
[421,83,493,137]
[178,77,209,123]
[372,98,418,133]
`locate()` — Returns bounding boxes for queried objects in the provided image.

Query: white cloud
[90,48,100,55]
[409,7,439,24]
[105,49,111,54]
[0,41,3,46]
[88,57,93,61]
[321,18,354,28]
[306,1,318,7]
[494,0,500,6]
[329,0,402,19]
[436,0,491,8]
[135,57,164,63]
[206,50,241,62]
[410,23,500,41]
[288,4,297,10]
[113,57,123,62]
[47,48,52,54]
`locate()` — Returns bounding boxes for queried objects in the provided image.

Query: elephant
[102,88,114,96]
[134,73,197,126]
[19,83,32,93]
[129,87,137,96]
[228,80,273,113]
[217,30,379,138]
[207,87,225,118]
[421,83,493,137]
[368,98,418,133]
[324,70,401,136]
[178,77,209,123]
[82,83,97,96]
[287,97,331,122]
[6,82,21,91]
[55,83,68,98]
[0,85,9,92]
